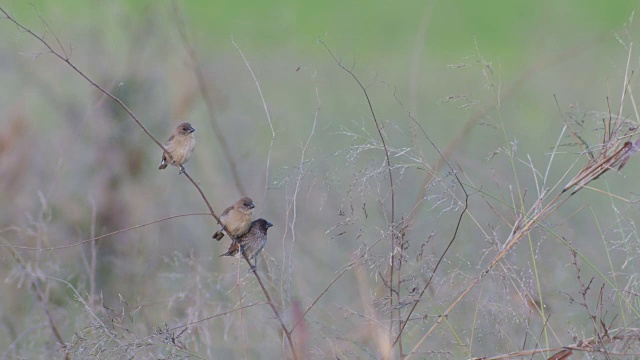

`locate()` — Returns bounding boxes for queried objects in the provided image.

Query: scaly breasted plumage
[221,218,272,270]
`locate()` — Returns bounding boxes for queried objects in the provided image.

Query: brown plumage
[221,218,272,270]
[158,122,195,174]
[212,196,255,240]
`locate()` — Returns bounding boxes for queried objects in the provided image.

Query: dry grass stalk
[405,51,640,360]
[470,327,640,359]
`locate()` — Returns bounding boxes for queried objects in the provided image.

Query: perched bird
[221,218,272,270]
[212,197,255,240]
[158,122,195,174]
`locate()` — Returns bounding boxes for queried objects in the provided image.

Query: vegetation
[1,2,640,359]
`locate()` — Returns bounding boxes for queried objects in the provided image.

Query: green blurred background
[2,0,640,358]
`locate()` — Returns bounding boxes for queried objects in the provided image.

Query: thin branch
[0,213,211,251]
[173,1,247,196]
[139,302,268,342]
[616,42,633,121]
[228,38,297,358]
[235,262,249,360]
[240,251,298,360]
[88,197,97,307]
[319,40,397,347]
[468,326,640,360]
[389,91,470,351]
[231,38,276,217]
[290,237,385,333]
[281,88,320,310]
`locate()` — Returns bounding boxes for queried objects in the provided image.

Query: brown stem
[319,40,397,349]
[173,2,247,196]
[241,251,298,360]
[1,213,212,251]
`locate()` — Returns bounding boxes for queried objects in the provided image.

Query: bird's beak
[249,202,255,209]
[266,221,273,228]
[188,126,195,133]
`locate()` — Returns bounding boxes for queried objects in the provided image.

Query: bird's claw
[178,166,185,175]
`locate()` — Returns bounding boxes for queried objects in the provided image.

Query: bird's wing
[220,205,235,218]
[165,134,175,146]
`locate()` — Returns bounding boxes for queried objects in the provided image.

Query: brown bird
[158,122,195,174]
[221,218,272,270]
[212,196,255,240]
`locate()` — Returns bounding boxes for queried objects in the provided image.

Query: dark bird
[221,218,272,270]
[212,196,255,240]
[158,122,195,174]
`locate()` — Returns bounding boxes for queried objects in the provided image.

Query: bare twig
[139,302,268,342]
[282,89,319,307]
[231,38,276,216]
[229,38,297,358]
[570,249,612,360]
[0,213,211,251]
[240,251,298,360]
[290,236,385,333]
[389,90,470,353]
[173,2,247,196]
[319,40,398,349]
[469,327,640,359]
[89,197,97,307]
[235,263,249,360]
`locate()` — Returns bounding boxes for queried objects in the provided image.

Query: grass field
[1,1,640,359]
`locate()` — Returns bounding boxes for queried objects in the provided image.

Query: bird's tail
[220,242,240,257]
